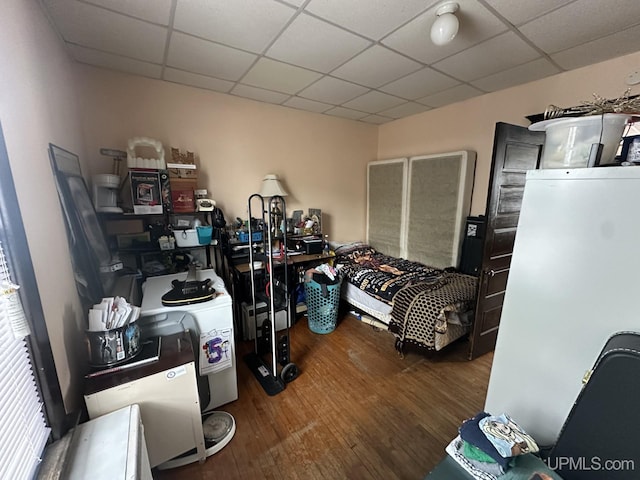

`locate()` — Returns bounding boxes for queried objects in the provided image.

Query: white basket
[173,229,199,247]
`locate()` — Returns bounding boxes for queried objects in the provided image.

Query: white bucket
[529,114,631,168]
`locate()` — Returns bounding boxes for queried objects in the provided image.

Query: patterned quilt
[335,243,478,353]
[334,244,443,304]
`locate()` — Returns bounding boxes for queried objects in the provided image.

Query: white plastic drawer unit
[65,404,152,480]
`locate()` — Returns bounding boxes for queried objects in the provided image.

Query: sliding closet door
[406,151,476,268]
[367,158,407,257]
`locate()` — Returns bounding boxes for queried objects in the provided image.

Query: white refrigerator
[484,166,640,447]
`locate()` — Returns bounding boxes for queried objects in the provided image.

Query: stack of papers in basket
[87,296,140,331]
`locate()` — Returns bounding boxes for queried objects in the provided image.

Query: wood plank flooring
[153,314,493,480]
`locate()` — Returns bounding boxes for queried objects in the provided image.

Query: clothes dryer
[139,269,237,411]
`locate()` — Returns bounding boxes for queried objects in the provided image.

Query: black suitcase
[547,331,640,479]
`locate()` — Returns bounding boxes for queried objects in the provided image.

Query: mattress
[341,282,392,324]
[334,243,478,354]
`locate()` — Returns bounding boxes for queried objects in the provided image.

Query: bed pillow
[333,242,373,257]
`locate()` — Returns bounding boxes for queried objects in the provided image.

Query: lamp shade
[430,2,459,46]
[259,174,288,197]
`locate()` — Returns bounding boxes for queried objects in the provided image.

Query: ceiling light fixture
[430,2,460,46]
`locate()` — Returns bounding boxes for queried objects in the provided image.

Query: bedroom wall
[378,50,640,216]
[76,66,378,244]
[0,0,89,411]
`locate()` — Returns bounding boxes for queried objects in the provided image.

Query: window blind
[0,242,50,480]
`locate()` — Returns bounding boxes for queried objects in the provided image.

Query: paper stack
[88,296,140,331]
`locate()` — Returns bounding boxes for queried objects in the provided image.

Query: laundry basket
[304,271,342,334]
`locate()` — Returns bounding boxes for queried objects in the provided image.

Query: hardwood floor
[154,314,493,480]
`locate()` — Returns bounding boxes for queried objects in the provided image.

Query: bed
[334,243,478,355]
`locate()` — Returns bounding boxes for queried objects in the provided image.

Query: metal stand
[244,194,299,395]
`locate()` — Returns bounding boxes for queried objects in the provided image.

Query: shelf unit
[100,210,216,277]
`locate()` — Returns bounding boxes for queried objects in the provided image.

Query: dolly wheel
[280,363,299,383]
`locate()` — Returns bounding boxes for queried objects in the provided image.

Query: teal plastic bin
[304,272,342,334]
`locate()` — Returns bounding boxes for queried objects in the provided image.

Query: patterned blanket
[334,244,443,304]
[389,272,478,352]
[335,243,478,353]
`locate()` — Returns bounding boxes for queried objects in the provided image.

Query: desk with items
[230,246,335,340]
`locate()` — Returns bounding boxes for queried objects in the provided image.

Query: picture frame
[308,208,322,235]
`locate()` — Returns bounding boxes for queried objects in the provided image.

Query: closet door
[367,158,407,257]
[406,151,475,268]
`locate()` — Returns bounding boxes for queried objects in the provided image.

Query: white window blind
[0,242,50,480]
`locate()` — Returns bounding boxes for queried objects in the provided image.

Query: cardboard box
[104,219,144,236]
[168,148,198,179]
[170,178,197,213]
[129,170,162,214]
[116,232,151,248]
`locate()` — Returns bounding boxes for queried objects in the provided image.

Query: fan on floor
[157,411,236,470]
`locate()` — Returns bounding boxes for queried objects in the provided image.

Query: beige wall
[379,50,640,215]
[0,0,89,411]
[77,67,378,243]
[3,0,640,416]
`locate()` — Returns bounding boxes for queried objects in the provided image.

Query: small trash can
[304,270,342,334]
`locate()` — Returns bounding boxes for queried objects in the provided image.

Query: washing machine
[138,268,238,411]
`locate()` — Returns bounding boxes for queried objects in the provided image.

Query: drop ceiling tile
[305,0,432,40]
[550,23,640,71]
[471,58,560,92]
[360,114,394,124]
[379,67,459,100]
[266,13,371,73]
[167,32,256,81]
[43,0,167,62]
[324,106,368,120]
[231,84,290,104]
[297,76,369,104]
[173,0,295,54]
[519,0,640,54]
[417,84,483,108]
[283,97,333,113]
[342,90,406,114]
[68,44,162,78]
[163,68,235,93]
[484,0,573,26]
[242,58,322,94]
[332,45,422,88]
[382,0,508,65]
[379,101,432,119]
[84,0,173,25]
[432,32,540,82]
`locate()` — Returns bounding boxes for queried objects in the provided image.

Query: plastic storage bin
[529,113,631,168]
[174,229,199,247]
[237,231,262,242]
[196,225,213,245]
[304,272,342,334]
